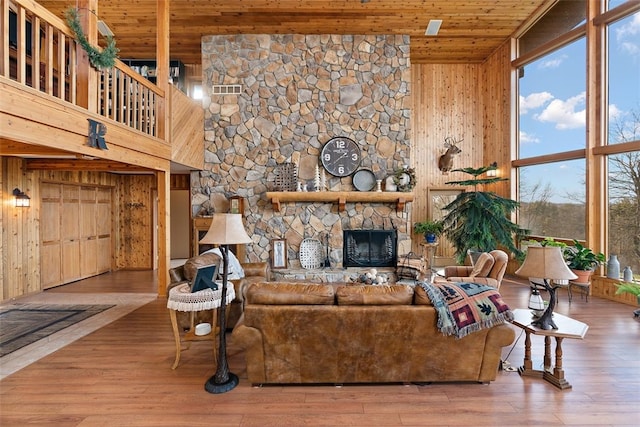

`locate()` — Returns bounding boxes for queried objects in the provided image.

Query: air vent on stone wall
[211,85,242,95]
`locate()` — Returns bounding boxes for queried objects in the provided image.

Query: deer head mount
[438,136,463,174]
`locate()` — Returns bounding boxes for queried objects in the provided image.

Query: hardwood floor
[1,272,639,426]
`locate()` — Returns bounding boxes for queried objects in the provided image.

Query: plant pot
[571,268,593,283]
[425,233,437,243]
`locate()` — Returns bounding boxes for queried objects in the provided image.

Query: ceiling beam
[0,140,74,156]
[24,158,151,172]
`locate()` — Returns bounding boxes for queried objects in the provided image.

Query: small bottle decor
[623,266,633,282]
[607,254,620,279]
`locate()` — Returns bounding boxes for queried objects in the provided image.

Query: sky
[518,10,640,203]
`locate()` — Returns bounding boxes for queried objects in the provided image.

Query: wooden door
[40,182,113,289]
[40,183,62,288]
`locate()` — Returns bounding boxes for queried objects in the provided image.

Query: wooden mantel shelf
[266,191,414,213]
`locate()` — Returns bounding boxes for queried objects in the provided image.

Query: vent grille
[212,85,242,95]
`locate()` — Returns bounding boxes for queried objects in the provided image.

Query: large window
[519,39,586,158]
[606,9,640,273]
[519,161,586,239]
[518,37,587,239]
[515,0,640,277]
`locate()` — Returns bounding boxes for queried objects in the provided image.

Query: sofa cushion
[336,284,413,305]
[413,285,434,306]
[246,283,335,305]
[470,252,495,278]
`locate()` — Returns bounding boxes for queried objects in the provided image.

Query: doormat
[0,304,114,357]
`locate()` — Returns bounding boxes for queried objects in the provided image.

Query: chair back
[487,250,508,283]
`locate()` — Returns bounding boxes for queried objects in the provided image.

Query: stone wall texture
[197,34,412,268]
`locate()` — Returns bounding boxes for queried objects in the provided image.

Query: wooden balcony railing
[1,0,162,138]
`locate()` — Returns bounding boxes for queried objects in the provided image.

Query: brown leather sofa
[232,282,515,385]
[168,252,269,329]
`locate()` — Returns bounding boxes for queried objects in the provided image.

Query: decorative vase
[425,233,437,243]
[606,254,620,279]
[623,266,633,282]
[385,175,397,192]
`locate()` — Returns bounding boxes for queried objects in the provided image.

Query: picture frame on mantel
[271,239,288,269]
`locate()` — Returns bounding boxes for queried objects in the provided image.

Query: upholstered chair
[440,249,509,289]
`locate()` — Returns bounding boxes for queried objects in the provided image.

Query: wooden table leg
[169,309,182,370]
[518,330,543,377]
[543,337,572,389]
[544,336,552,372]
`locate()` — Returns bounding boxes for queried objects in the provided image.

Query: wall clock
[321,137,361,177]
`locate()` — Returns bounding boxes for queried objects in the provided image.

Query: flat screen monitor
[190,264,218,292]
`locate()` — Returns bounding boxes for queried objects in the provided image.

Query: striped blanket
[419,282,513,339]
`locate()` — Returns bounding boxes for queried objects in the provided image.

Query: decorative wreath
[65,8,119,70]
[393,166,416,192]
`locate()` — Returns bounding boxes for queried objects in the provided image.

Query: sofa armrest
[242,262,269,278]
[478,323,516,382]
[231,323,266,384]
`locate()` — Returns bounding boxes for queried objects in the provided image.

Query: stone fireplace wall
[196,34,412,267]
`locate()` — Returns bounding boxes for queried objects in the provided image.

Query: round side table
[167,283,235,369]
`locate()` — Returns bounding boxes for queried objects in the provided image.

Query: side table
[167,283,235,369]
[510,308,588,389]
[568,280,591,302]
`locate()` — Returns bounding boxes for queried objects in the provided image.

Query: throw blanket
[419,282,513,339]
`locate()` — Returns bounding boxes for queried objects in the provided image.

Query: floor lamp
[199,213,251,393]
[515,246,577,330]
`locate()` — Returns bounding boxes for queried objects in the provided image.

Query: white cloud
[520,130,540,144]
[535,92,586,129]
[615,12,640,57]
[538,55,566,69]
[608,104,623,121]
[621,41,640,56]
[519,92,554,114]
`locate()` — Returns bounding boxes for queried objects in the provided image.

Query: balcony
[1,0,203,171]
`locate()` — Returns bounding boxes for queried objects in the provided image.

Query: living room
[1,0,639,424]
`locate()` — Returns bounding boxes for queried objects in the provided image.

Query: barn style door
[41,182,113,289]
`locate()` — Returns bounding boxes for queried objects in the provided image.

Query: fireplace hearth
[343,230,397,268]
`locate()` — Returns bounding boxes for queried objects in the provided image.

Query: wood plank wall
[410,41,512,259]
[169,86,204,170]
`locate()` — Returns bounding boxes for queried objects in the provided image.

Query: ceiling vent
[212,85,242,95]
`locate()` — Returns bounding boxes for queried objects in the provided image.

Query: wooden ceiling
[38,0,548,65]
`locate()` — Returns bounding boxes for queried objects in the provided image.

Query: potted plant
[414,220,444,243]
[614,282,640,319]
[441,165,529,264]
[563,240,606,282]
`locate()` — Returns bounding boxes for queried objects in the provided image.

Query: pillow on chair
[470,252,495,278]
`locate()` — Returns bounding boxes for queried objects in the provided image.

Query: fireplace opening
[343,229,397,268]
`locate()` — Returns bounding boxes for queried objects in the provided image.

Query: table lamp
[515,246,577,330]
[199,213,251,393]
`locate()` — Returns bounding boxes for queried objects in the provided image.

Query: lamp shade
[199,213,251,245]
[516,246,578,281]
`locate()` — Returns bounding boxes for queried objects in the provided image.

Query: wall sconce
[13,188,31,207]
[486,162,498,177]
